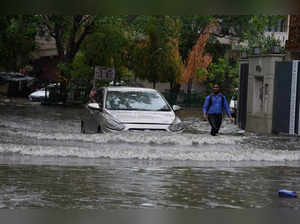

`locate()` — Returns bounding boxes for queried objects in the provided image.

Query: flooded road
[1,100,300,209]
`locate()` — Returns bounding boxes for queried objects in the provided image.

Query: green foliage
[176,15,284,62]
[119,66,134,82]
[130,16,180,87]
[82,22,128,69]
[0,14,283,92]
[57,52,93,85]
[70,53,94,84]
[56,17,132,85]
[37,15,111,63]
[216,15,254,39]
[80,20,134,84]
[177,16,212,62]
[245,15,284,48]
[261,35,283,54]
[205,38,229,62]
[0,15,38,71]
[197,58,238,97]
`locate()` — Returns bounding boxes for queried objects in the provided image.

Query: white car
[28,87,49,101]
[230,93,238,118]
[81,86,184,133]
[28,83,60,102]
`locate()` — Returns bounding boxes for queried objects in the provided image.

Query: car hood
[107,110,175,124]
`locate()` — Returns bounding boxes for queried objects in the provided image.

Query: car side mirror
[172,105,182,111]
[88,103,101,110]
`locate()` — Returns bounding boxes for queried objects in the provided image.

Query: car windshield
[105,90,171,111]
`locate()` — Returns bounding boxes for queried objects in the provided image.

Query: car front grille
[128,128,167,131]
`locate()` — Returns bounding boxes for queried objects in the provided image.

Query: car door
[83,89,104,133]
[91,89,104,124]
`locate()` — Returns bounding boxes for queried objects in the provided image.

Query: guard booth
[238,55,300,135]
[238,54,285,134]
[273,60,300,135]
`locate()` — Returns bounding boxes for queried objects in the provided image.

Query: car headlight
[169,117,184,132]
[102,113,125,131]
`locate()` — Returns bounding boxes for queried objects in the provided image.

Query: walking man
[203,84,233,136]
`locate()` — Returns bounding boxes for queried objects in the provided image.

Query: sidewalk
[0,94,31,105]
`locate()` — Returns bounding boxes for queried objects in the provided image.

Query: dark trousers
[208,114,223,136]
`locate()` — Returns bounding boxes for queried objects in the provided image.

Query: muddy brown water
[1,101,300,209]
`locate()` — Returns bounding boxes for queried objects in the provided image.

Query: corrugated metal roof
[0,72,35,82]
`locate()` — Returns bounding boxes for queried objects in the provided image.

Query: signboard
[94,66,115,83]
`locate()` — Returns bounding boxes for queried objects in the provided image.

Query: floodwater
[1,100,300,209]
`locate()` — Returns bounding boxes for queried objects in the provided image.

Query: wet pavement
[0,98,300,209]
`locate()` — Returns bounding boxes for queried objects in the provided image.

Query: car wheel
[97,125,102,133]
[81,120,86,134]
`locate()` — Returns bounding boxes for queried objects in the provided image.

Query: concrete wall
[246,54,285,134]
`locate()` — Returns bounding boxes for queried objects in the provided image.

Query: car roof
[105,86,157,92]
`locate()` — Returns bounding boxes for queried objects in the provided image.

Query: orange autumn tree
[179,21,217,94]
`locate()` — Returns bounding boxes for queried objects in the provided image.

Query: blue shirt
[203,94,231,115]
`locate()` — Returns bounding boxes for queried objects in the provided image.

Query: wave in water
[1,142,300,162]
[0,129,244,146]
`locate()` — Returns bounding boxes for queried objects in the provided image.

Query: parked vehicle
[81,86,184,133]
[28,83,60,102]
[230,90,238,118]
[28,87,49,101]
[0,72,35,96]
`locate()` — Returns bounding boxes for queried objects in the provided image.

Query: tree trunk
[187,79,193,95]
[170,82,181,105]
[187,79,193,105]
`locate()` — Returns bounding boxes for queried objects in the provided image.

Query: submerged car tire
[81,120,86,134]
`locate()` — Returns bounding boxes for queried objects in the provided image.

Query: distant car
[28,87,49,102]
[0,72,35,96]
[28,83,60,102]
[81,86,184,133]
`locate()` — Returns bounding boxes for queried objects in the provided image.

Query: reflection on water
[0,163,300,209]
[1,103,300,209]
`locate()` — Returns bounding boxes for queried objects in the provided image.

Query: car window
[105,90,171,111]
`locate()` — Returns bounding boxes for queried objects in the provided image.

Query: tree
[82,23,129,67]
[38,15,134,86]
[59,17,135,88]
[177,16,212,62]
[180,21,216,96]
[0,15,37,71]
[177,15,284,60]
[38,15,97,64]
[130,16,180,88]
[176,15,283,99]
[63,52,94,86]
[197,58,238,98]
[35,15,100,89]
[244,15,284,49]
